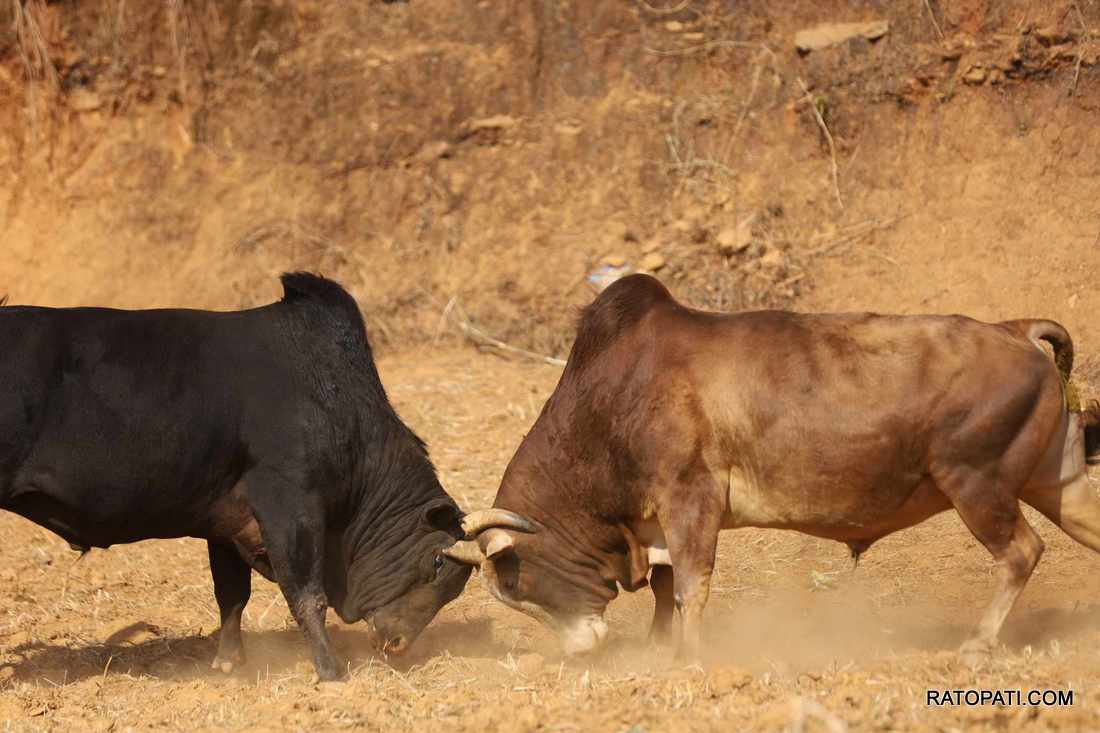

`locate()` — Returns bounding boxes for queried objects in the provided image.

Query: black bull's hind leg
[249,468,344,681]
[208,540,252,673]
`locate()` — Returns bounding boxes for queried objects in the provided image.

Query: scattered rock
[67,88,102,113]
[642,239,662,254]
[794,20,889,52]
[602,254,627,267]
[464,114,517,133]
[554,121,583,136]
[962,65,987,84]
[760,247,786,270]
[717,216,755,256]
[31,547,52,567]
[665,21,684,32]
[670,219,692,234]
[989,68,1005,85]
[684,32,705,42]
[414,140,452,163]
[516,652,544,676]
[152,65,167,78]
[1034,26,1076,46]
[587,263,633,292]
[640,252,666,271]
[606,221,636,243]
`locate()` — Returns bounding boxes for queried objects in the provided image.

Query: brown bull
[446,274,1100,662]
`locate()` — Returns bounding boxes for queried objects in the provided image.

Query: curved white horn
[460,509,534,538]
[443,540,485,566]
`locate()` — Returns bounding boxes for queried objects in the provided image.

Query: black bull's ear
[422,499,462,535]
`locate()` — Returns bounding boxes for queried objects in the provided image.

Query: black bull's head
[322,503,533,657]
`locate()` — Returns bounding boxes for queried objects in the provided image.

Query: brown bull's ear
[480,529,515,558]
[422,499,462,534]
[619,524,650,592]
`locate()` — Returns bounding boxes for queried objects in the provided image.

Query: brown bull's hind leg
[943,479,1044,666]
[1023,475,1100,554]
[648,564,676,646]
[208,540,252,673]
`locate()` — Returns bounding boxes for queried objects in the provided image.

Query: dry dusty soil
[1,347,1100,732]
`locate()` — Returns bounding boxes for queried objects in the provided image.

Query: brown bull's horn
[443,540,485,566]
[460,509,534,538]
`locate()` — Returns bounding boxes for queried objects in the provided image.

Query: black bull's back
[0,305,261,545]
[0,274,472,680]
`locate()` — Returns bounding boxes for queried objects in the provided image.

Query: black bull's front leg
[248,468,344,681]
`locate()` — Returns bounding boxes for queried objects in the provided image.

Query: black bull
[0,273,528,679]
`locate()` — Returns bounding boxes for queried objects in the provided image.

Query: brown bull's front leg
[658,487,723,662]
[648,564,676,645]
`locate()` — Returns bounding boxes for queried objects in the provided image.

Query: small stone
[642,239,662,254]
[603,254,627,267]
[962,66,986,84]
[670,219,692,234]
[516,652,544,676]
[465,115,517,133]
[152,65,167,78]
[606,221,630,241]
[988,68,1005,85]
[717,220,753,256]
[795,20,889,52]
[640,252,666,271]
[1034,26,1075,45]
[684,32,705,42]
[665,21,684,32]
[31,547,52,567]
[414,140,451,163]
[760,247,786,270]
[67,88,102,112]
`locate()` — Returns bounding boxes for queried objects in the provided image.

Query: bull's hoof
[211,656,239,674]
[958,638,993,668]
[312,657,347,683]
[647,626,674,648]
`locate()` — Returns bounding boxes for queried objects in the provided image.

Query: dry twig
[635,0,693,15]
[922,0,945,40]
[797,77,844,210]
[442,297,566,367]
[644,39,759,57]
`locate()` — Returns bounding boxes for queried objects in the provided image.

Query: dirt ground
[0,348,1098,732]
[5,0,1100,731]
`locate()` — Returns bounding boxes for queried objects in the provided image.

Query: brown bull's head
[446,513,620,655]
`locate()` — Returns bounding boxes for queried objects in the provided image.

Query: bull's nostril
[388,636,408,655]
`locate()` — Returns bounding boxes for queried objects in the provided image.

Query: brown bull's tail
[1003,318,1075,381]
[1082,401,1100,465]
[1002,318,1073,383]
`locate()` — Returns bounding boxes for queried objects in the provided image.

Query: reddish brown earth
[4,1,1100,730]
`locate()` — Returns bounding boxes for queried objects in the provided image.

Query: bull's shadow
[0,618,504,686]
